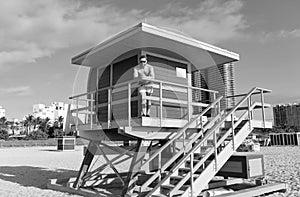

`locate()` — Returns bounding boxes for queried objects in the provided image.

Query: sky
[1,0,300,120]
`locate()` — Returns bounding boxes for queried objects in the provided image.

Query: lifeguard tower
[51,23,287,196]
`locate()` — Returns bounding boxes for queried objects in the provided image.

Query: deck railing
[143,87,272,196]
[69,78,219,129]
[139,96,223,187]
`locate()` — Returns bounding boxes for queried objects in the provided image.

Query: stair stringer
[138,97,224,193]
[144,87,271,197]
[180,121,253,197]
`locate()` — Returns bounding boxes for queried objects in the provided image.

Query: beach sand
[262,146,300,197]
[0,146,84,197]
[0,145,299,197]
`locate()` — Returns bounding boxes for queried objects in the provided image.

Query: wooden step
[161,184,186,196]
[207,139,214,146]
[152,194,168,197]
[170,175,184,185]
[178,167,204,176]
[224,120,248,130]
[170,174,200,185]
[185,159,200,167]
[200,145,213,153]
[193,152,206,160]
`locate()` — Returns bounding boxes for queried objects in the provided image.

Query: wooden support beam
[73,141,98,188]
[97,144,125,186]
[82,145,135,183]
[121,139,151,196]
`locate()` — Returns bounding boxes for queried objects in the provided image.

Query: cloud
[0,86,33,96]
[260,28,300,43]
[146,0,247,44]
[0,0,247,67]
[278,29,300,38]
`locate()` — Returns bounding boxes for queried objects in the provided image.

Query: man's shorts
[139,85,153,96]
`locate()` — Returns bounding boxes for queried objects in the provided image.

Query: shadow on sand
[0,166,77,189]
[0,166,124,196]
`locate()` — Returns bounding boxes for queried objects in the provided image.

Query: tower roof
[72,22,239,69]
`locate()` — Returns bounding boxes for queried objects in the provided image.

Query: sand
[262,146,300,197]
[0,145,299,197]
[0,146,84,197]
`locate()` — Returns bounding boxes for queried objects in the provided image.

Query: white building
[0,106,5,118]
[33,102,68,121]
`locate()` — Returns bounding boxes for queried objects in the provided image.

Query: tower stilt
[121,139,151,196]
[73,141,98,188]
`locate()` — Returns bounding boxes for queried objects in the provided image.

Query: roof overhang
[72,23,239,69]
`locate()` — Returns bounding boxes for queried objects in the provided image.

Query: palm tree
[38,117,50,133]
[0,117,7,128]
[23,114,35,136]
[57,116,64,129]
[8,121,16,136]
[0,117,8,138]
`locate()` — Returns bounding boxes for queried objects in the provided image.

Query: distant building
[0,106,5,118]
[7,118,25,135]
[192,63,236,111]
[33,102,68,121]
[273,103,300,130]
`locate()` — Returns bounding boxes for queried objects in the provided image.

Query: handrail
[226,87,271,98]
[69,78,218,100]
[167,87,270,196]
[68,78,220,128]
[216,102,259,148]
[140,96,223,170]
[69,90,97,99]
[145,87,271,196]
[168,101,262,196]
[140,113,222,192]
[139,97,223,191]
[141,78,219,94]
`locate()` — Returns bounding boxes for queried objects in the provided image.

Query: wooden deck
[77,115,207,140]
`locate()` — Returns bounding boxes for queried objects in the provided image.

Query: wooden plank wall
[96,66,110,123]
[96,55,139,123]
[95,52,191,124]
[112,55,137,85]
[148,55,188,85]
[147,55,189,119]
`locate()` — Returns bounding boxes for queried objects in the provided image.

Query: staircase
[134,87,271,197]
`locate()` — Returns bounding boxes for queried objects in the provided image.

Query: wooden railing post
[159,82,163,127]
[158,152,161,181]
[247,97,252,129]
[183,131,186,155]
[76,98,79,130]
[128,83,131,127]
[187,86,192,122]
[249,95,253,119]
[108,88,112,128]
[212,92,217,117]
[90,97,93,128]
[213,130,218,170]
[86,99,89,125]
[260,89,266,128]
[231,113,235,150]
[190,153,194,197]
[199,116,204,138]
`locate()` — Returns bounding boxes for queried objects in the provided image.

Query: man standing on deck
[133,55,155,117]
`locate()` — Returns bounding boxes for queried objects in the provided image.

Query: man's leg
[145,87,153,116]
[139,87,147,116]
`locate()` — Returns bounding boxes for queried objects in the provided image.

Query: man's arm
[149,66,155,79]
[133,67,139,78]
